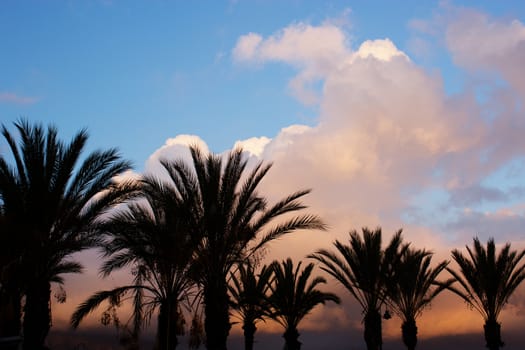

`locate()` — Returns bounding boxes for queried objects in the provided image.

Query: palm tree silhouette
[160,145,325,350]
[0,211,23,340]
[0,120,135,349]
[386,248,453,350]
[267,258,340,350]
[309,227,406,350]
[71,170,200,350]
[446,237,525,350]
[228,261,273,350]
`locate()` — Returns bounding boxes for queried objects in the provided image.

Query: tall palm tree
[267,258,340,350]
[0,211,23,340]
[228,261,273,350]
[446,237,525,350]
[71,171,200,350]
[162,145,326,350]
[309,227,407,350]
[386,248,453,350]
[0,120,135,349]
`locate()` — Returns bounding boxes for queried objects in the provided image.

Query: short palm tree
[267,258,340,350]
[0,120,135,349]
[386,248,453,350]
[309,227,407,350]
[446,237,525,350]
[228,261,273,350]
[71,171,199,350]
[161,145,325,350]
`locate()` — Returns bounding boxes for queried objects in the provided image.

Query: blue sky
[2,1,525,347]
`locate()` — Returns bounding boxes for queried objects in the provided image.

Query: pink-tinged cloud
[233,22,349,105]
[0,92,38,105]
[445,9,525,72]
[411,5,525,123]
[233,23,348,66]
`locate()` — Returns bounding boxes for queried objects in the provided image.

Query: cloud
[233,22,349,66]
[445,10,525,70]
[447,184,518,207]
[144,134,209,177]
[445,208,525,242]
[233,136,271,157]
[233,22,349,104]
[232,32,264,62]
[411,4,525,98]
[0,92,38,105]
[353,39,408,62]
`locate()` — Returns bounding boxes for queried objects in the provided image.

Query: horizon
[46,326,525,350]
[2,1,525,349]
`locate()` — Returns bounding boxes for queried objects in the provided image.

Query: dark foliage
[447,238,525,350]
[229,261,273,350]
[0,120,135,349]
[71,170,200,350]
[159,145,325,350]
[309,227,407,350]
[267,258,340,350]
[386,247,453,350]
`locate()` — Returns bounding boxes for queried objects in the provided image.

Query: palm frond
[268,258,340,331]
[386,247,451,322]
[447,237,525,321]
[251,214,326,254]
[71,286,140,328]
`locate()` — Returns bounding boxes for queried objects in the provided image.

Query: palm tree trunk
[364,309,382,350]
[243,320,256,350]
[401,318,418,350]
[204,281,231,350]
[0,256,22,340]
[156,300,179,350]
[22,280,51,350]
[0,288,21,338]
[283,327,301,350]
[484,318,504,350]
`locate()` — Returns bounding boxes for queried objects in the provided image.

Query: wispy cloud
[0,92,38,105]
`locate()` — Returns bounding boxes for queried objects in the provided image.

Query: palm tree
[309,227,407,350]
[162,145,326,350]
[71,171,200,350]
[0,211,23,340]
[0,120,135,349]
[386,248,453,350]
[267,258,340,350]
[228,261,273,350]
[446,237,525,350]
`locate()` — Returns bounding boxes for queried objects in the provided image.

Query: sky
[2,1,525,349]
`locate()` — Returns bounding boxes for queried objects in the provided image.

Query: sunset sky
[2,1,525,349]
